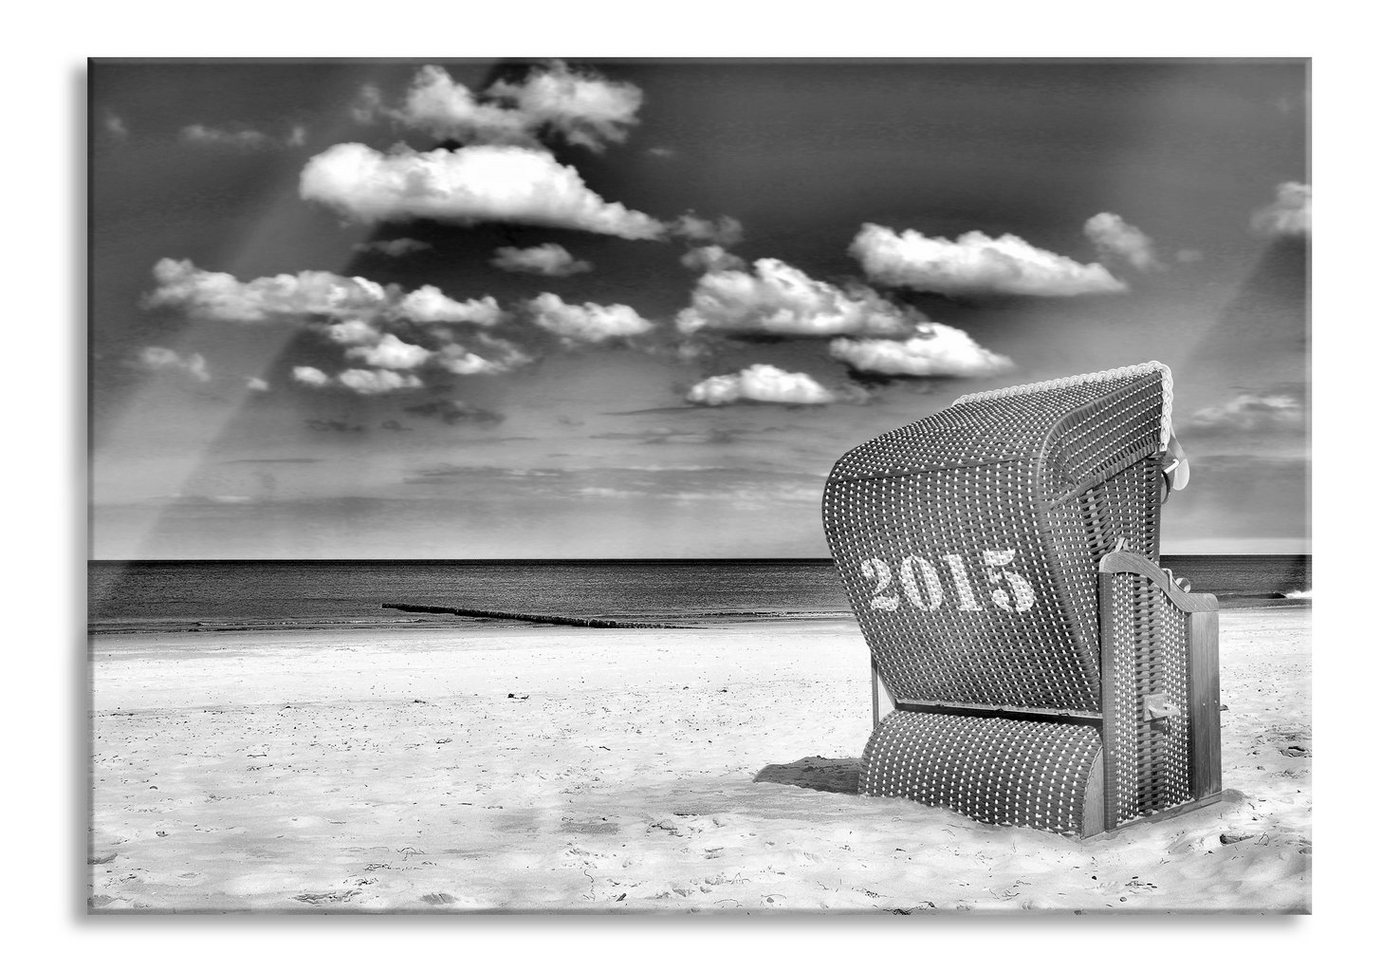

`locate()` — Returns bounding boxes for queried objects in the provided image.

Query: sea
[88,556,1311,635]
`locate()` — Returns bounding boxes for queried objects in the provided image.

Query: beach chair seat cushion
[860,711,1103,836]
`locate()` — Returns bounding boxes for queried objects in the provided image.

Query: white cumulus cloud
[321,319,383,346]
[850,223,1126,297]
[299,327,531,386]
[492,243,593,277]
[346,333,435,370]
[336,368,425,395]
[147,259,389,322]
[829,323,1014,378]
[437,349,506,376]
[686,363,840,407]
[146,259,501,326]
[1084,212,1162,272]
[526,293,654,344]
[486,61,643,153]
[676,257,920,337]
[366,62,642,153]
[292,365,331,388]
[138,346,210,382]
[300,143,665,240]
[1251,182,1311,238]
[437,335,533,375]
[398,285,503,325]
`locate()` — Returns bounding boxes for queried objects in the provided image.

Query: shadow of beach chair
[822,362,1221,837]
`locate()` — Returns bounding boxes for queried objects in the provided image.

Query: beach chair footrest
[859,711,1104,837]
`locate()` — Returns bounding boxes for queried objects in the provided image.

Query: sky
[89,58,1309,559]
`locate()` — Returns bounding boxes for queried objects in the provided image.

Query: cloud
[180,123,303,150]
[148,259,390,322]
[485,61,644,153]
[353,237,431,257]
[526,293,654,344]
[850,223,1126,297]
[492,243,594,277]
[364,62,643,154]
[829,323,1015,378]
[1185,393,1306,434]
[346,333,435,370]
[322,319,382,346]
[436,349,513,375]
[181,123,275,149]
[246,376,270,392]
[325,324,530,380]
[676,257,921,337]
[337,368,425,395]
[138,346,210,382]
[294,365,429,395]
[146,260,529,386]
[292,365,331,388]
[680,245,746,273]
[398,285,503,325]
[686,364,845,406]
[147,259,500,326]
[297,325,524,391]
[1083,212,1162,272]
[363,65,528,144]
[670,213,745,247]
[436,335,533,375]
[104,112,128,138]
[1251,182,1311,238]
[299,143,665,240]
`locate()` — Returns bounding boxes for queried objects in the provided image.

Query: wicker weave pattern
[823,364,1169,711]
[954,361,1173,451]
[1047,454,1162,678]
[1105,572,1192,825]
[859,711,1102,836]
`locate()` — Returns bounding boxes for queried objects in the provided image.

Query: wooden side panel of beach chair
[823,362,1221,837]
[1098,548,1222,829]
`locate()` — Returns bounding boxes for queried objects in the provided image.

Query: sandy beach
[88,606,1310,913]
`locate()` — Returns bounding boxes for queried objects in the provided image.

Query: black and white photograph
[84,55,1311,915]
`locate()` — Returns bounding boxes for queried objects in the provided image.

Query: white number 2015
[857,549,1036,614]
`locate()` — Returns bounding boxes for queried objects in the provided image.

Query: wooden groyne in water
[381,603,690,629]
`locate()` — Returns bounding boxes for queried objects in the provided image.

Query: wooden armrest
[1097,548,1218,613]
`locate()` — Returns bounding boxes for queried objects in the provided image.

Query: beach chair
[821,362,1221,837]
